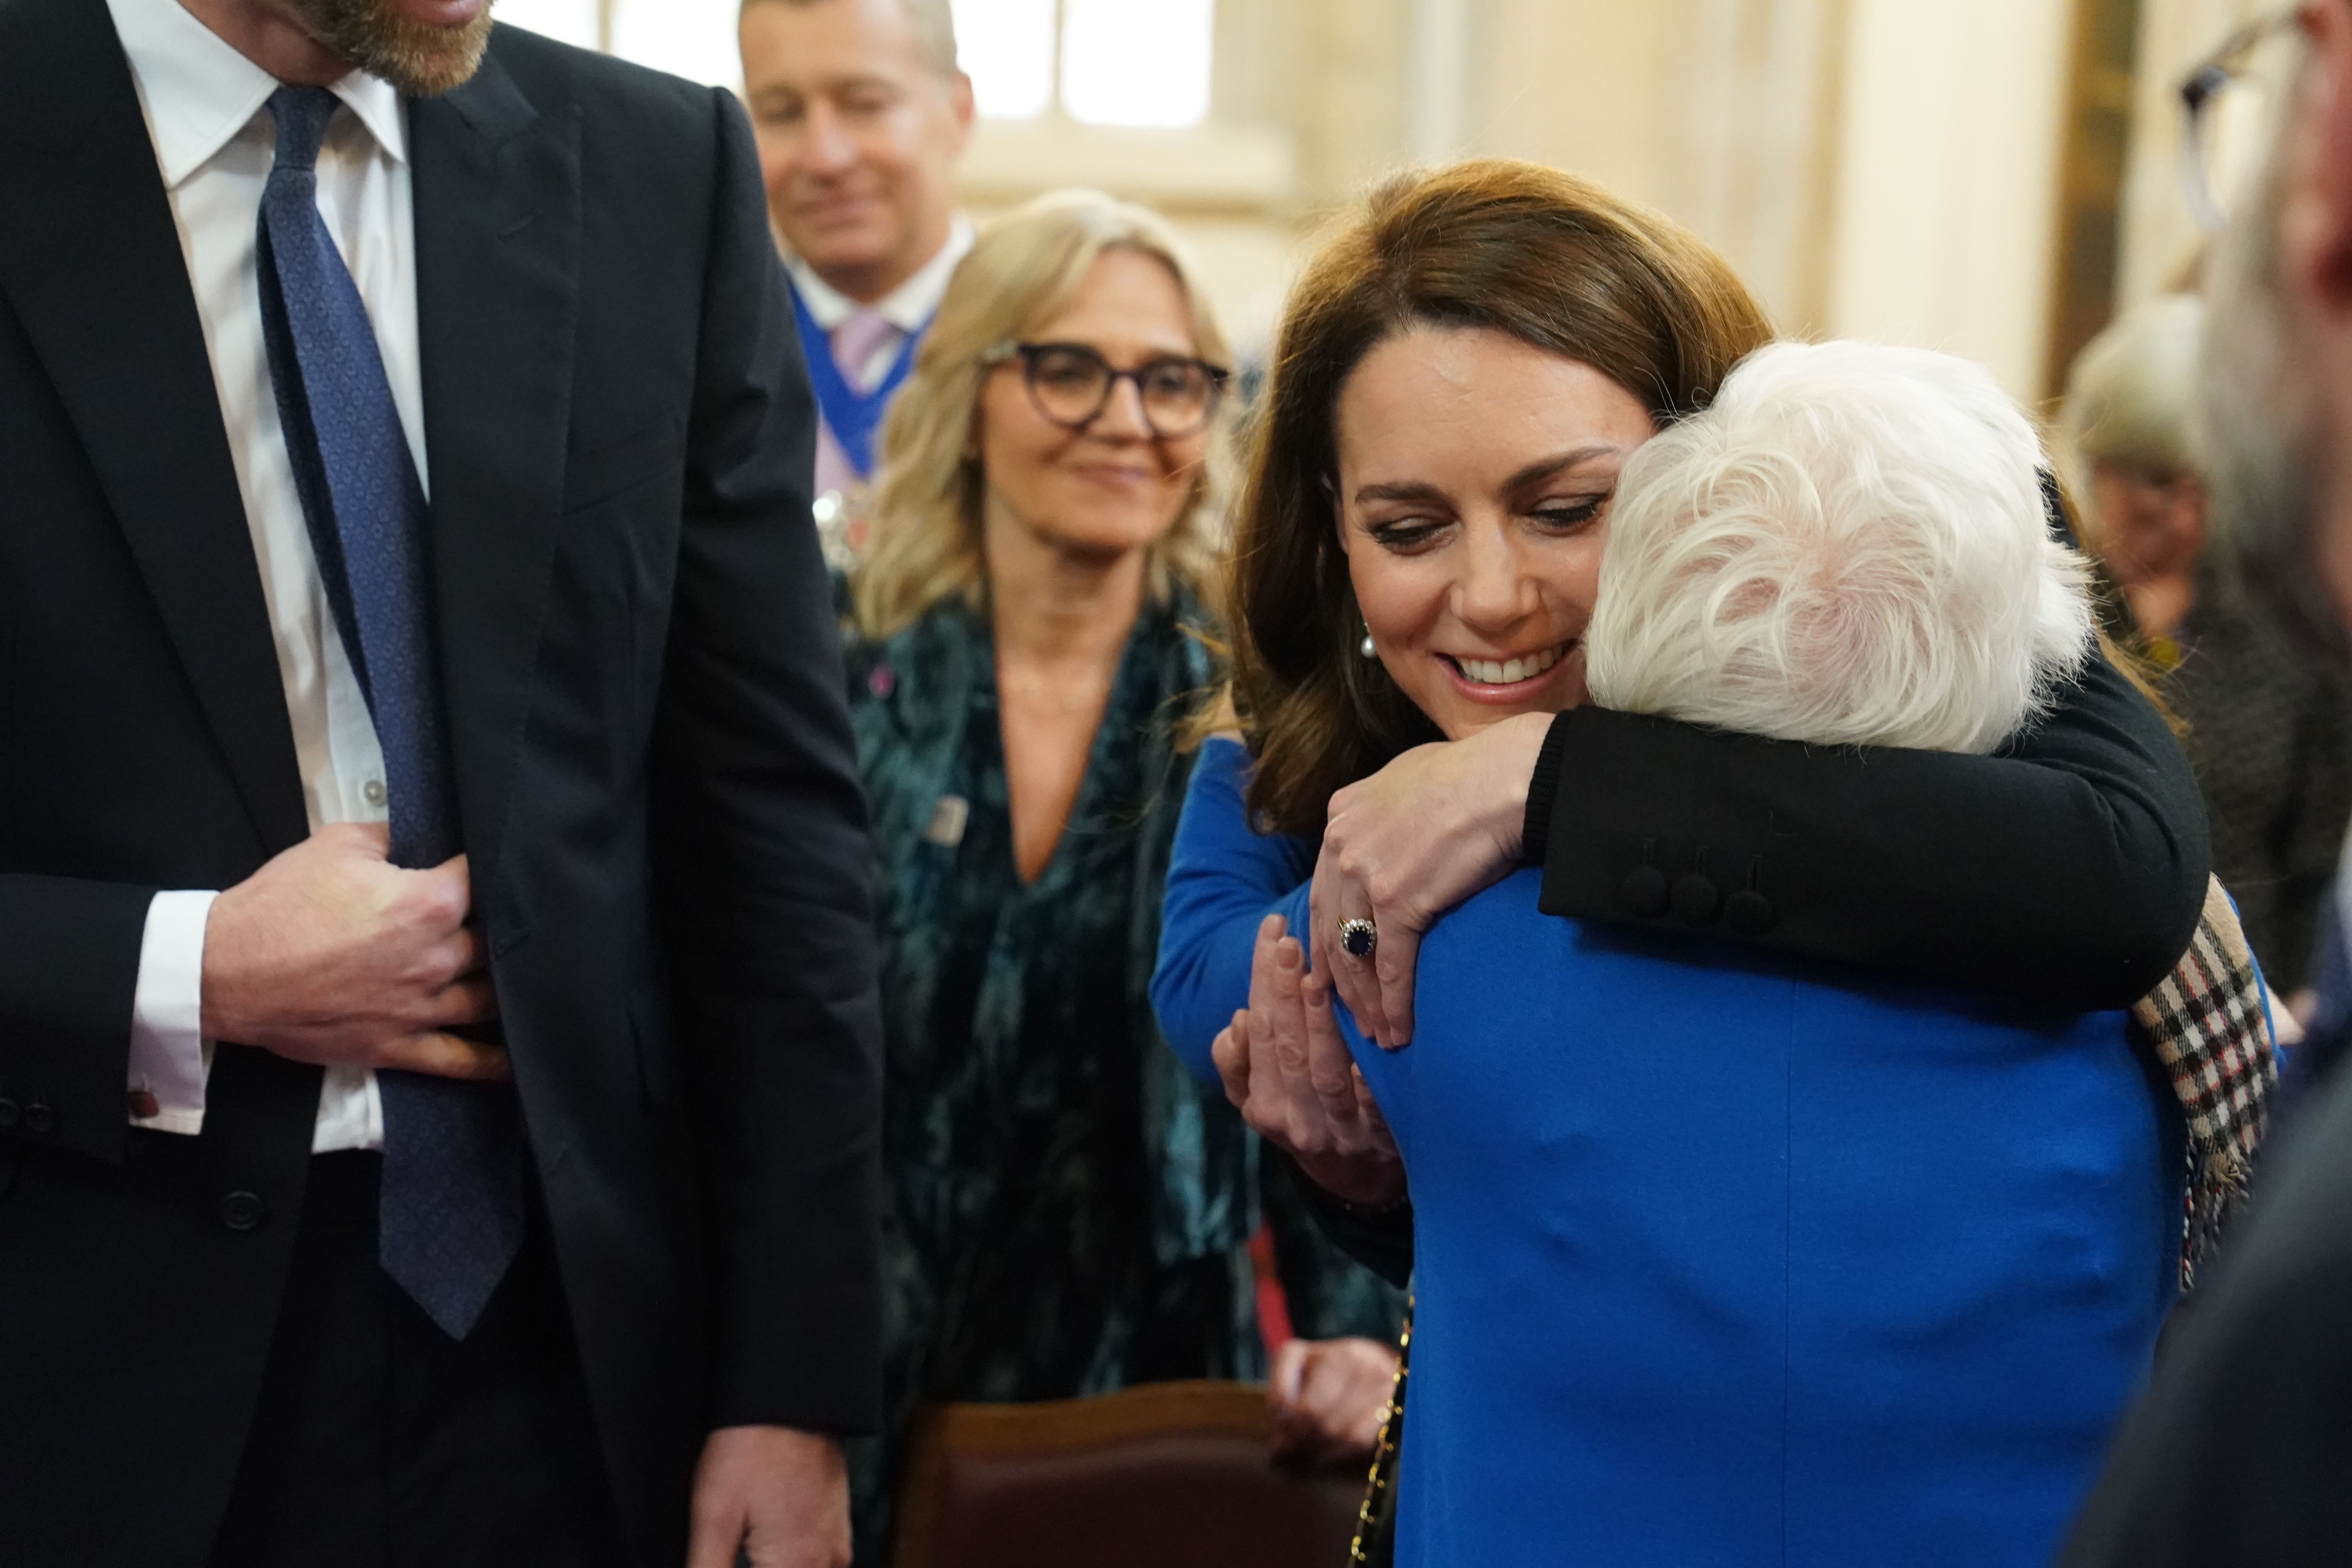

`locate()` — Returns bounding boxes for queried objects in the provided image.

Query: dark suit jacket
[2058,1056,2352,1567]
[0,7,882,1565]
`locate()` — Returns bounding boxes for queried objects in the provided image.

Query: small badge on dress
[812,486,873,572]
[925,794,970,848]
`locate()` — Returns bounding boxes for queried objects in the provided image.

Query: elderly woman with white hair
[1167,338,2186,1567]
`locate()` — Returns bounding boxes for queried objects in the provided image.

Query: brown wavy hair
[1226,159,1777,837]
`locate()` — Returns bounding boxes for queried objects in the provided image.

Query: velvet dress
[844,599,1406,1563]
[1152,737,2181,1568]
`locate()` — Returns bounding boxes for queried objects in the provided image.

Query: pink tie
[830,309,898,394]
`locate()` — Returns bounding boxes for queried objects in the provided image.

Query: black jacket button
[1725,889,1777,936]
[1618,866,1670,918]
[0,1097,18,1131]
[1671,874,1722,926]
[22,1101,56,1136]
[220,1192,269,1233]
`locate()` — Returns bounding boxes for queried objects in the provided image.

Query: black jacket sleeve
[0,875,154,1165]
[1523,650,2210,1007]
[1261,1149,1413,1331]
[646,89,884,1435]
[1281,1156,1416,1289]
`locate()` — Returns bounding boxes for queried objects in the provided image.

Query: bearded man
[2061,4,2352,1563]
[0,1,880,1565]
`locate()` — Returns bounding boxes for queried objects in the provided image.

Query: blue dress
[1152,738,2182,1568]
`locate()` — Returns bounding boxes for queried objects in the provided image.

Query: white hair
[1585,340,2094,754]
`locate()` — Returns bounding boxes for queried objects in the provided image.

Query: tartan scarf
[2129,875,2279,1290]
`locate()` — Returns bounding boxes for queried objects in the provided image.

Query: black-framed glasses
[982,341,1230,439]
[2180,7,2299,231]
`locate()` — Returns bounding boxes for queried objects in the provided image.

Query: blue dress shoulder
[1154,738,2183,1568]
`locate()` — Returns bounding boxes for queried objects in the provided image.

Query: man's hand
[1210,913,1403,1208]
[1269,1336,1399,1468]
[686,1425,850,1568]
[199,822,506,1080]
[1310,712,1552,1049]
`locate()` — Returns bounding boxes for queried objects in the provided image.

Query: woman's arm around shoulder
[1528,649,2211,1006]
[1151,735,1315,1080]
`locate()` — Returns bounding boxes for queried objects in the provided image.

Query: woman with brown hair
[1149,161,2220,1564]
[840,189,1403,1563]
[1153,160,2210,1212]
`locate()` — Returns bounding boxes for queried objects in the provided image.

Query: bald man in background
[739,0,973,548]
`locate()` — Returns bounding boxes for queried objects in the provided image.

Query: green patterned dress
[841,584,1406,1563]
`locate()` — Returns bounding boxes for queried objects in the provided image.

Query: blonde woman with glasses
[838,189,1406,1563]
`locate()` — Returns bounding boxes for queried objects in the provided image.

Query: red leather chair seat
[892,1380,1368,1568]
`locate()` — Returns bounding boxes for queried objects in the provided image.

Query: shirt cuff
[128,890,218,1136]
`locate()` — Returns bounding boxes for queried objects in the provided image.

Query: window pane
[610,0,743,88]
[496,0,599,50]
[950,0,1057,120]
[1061,0,1212,128]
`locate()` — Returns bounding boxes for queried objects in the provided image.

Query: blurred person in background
[2062,294,2352,999]
[2063,5,2352,1563]
[839,189,1405,1564]
[740,0,974,553]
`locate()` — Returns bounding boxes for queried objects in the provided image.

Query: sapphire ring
[1338,917,1378,959]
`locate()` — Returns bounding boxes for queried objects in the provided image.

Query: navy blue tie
[256,86,523,1339]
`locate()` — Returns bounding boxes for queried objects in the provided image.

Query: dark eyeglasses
[982,341,1230,439]
[2179,6,2298,231]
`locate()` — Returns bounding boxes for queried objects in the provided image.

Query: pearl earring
[1360,633,1377,659]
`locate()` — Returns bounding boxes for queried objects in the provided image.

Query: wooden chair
[890,1379,1368,1568]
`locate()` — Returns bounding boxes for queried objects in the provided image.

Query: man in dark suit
[0,0,880,1564]
[2058,4,2352,1562]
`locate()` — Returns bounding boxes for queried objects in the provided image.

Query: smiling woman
[1225,159,1772,838]
[837,189,1407,1565]
[1148,162,2203,1568]
[1337,331,1655,740]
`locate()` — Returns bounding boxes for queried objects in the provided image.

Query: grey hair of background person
[2061,294,2205,481]
[740,0,960,76]
[1585,340,2093,755]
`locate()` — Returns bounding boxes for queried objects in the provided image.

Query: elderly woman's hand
[1210,913,1403,1208]
[1268,1335,1399,1468]
[1310,712,1553,1049]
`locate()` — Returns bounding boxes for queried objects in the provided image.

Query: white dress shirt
[109,0,428,1152]
[787,214,973,500]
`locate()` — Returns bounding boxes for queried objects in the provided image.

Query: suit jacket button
[22,1100,56,1136]
[1671,874,1722,926]
[0,1097,19,1131]
[1725,889,1777,936]
[220,1192,269,1233]
[1618,866,1670,918]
